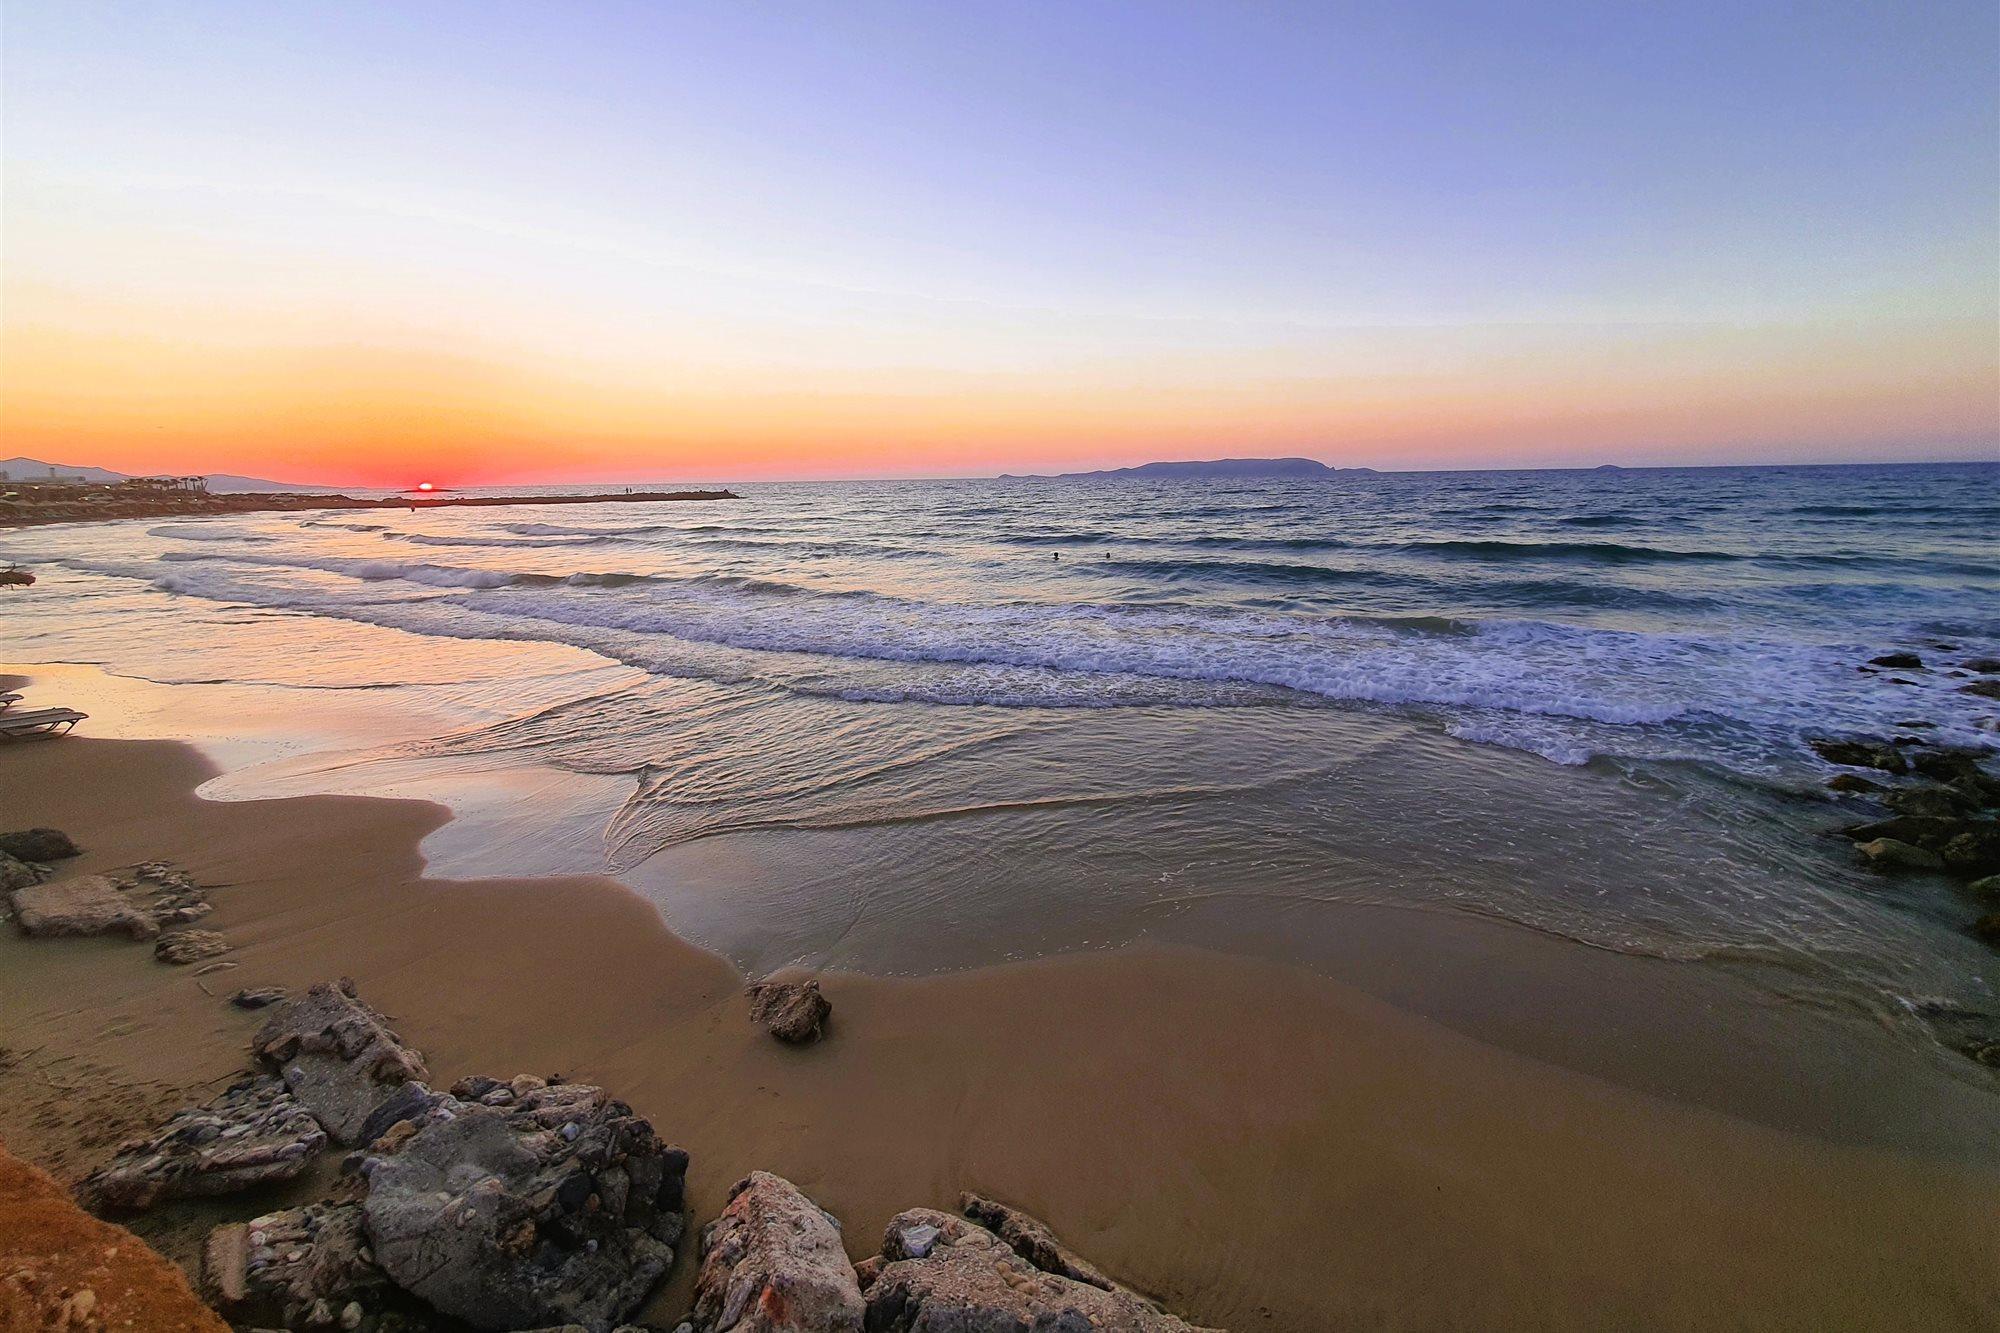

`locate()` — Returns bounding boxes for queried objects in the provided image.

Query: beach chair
[0,707,87,740]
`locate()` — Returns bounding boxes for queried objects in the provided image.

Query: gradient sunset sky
[4,1,1995,485]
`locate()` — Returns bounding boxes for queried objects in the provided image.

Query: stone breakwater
[0,486,739,529]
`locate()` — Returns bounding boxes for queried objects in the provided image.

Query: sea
[4,461,1998,1069]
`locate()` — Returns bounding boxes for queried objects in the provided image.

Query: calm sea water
[5,462,1998,1053]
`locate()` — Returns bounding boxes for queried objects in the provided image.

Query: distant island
[999,456,1374,481]
[0,456,330,494]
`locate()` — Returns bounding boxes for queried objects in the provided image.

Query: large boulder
[747,980,832,1045]
[78,1073,326,1212]
[361,1077,687,1332]
[0,827,80,861]
[8,874,159,940]
[859,1208,1213,1333]
[254,979,429,1144]
[690,1171,863,1333]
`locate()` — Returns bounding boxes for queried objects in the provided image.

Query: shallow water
[4,463,1997,1062]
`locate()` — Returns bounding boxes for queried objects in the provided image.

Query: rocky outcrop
[201,1201,399,1331]
[1868,652,1923,669]
[6,861,211,942]
[360,1077,687,1332]
[78,1074,325,1212]
[747,980,831,1045]
[858,1208,1212,1332]
[233,986,289,1009]
[0,851,51,892]
[9,875,160,940]
[1942,825,2000,879]
[156,929,230,964]
[0,827,80,862]
[689,1171,863,1333]
[254,980,430,1145]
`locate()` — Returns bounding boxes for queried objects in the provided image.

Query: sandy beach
[3,689,1997,1329]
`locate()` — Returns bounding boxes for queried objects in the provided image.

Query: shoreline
[3,720,1998,1326]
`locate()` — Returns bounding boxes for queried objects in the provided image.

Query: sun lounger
[0,706,87,739]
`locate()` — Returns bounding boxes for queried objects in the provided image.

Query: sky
[2,1,1996,485]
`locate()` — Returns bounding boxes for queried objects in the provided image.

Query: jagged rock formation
[689,1171,863,1332]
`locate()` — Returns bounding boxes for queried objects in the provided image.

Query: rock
[77,1073,326,1212]
[1841,815,1961,850]
[116,861,211,926]
[362,1079,687,1331]
[747,979,831,1045]
[1963,657,2000,674]
[1868,652,1924,669]
[1941,825,2000,879]
[201,1202,398,1330]
[858,1208,1212,1333]
[0,851,51,891]
[689,1171,864,1333]
[1961,680,2000,700]
[232,986,289,1009]
[1823,773,1883,795]
[1856,838,1944,872]
[8,875,159,940]
[1969,874,2000,899]
[0,827,80,861]
[253,979,429,1145]
[1909,749,1990,786]
[1809,738,1907,773]
[959,1194,1122,1294]
[1884,785,1978,818]
[1972,914,2000,946]
[155,929,230,964]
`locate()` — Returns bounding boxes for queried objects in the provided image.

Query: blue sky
[4,1,1995,480]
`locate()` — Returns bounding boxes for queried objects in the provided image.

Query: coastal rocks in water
[201,1201,398,1330]
[1856,838,1944,872]
[1972,914,2000,947]
[1962,657,2000,674]
[689,1171,863,1333]
[1868,652,1924,669]
[8,874,160,940]
[155,929,230,964]
[254,979,429,1145]
[1841,814,1960,850]
[233,985,289,1009]
[1969,874,2000,899]
[747,979,831,1045]
[0,850,52,891]
[858,1208,1212,1333]
[958,1193,1122,1294]
[1809,738,1907,774]
[361,1077,687,1331]
[78,1074,325,1212]
[1823,773,1884,795]
[1942,825,2000,879]
[1883,785,1979,819]
[1960,679,2000,700]
[0,827,80,862]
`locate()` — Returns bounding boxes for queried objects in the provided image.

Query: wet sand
[2,729,1998,1328]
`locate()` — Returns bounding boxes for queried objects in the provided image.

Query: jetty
[0,478,738,529]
